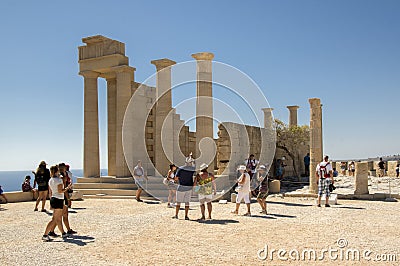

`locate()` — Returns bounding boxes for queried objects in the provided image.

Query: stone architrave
[309,98,323,194]
[151,59,176,175]
[287,105,299,127]
[79,70,101,178]
[354,162,369,195]
[192,52,215,170]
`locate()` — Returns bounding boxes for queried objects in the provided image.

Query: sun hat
[199,163,208,171]
[259,165,266,170]
[238,165,246,171]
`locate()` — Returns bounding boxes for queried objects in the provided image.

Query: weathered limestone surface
[388,161,399,177]
[354,162,369,195]
[286,105,299,127]
[151,59,176,175]
[192,52,215,170]
[309,98,323,194]
[80,70,100,178]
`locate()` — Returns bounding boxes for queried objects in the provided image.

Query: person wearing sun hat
[232,165,251,216]
[194,163,216,220]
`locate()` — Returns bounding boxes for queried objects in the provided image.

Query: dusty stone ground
[282,175,400,196]
[0,197,399,266]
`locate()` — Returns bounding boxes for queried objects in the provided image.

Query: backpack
[319,162,331,178]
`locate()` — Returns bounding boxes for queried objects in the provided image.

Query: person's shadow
[54,235,95,246]
[195,219,239,225]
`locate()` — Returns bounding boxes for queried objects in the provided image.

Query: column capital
[79,70,100,78]
[286,105,300,111]
[102,72,116,80]
[262,107,274,112]
[192,52,214,61]
[151,58,176,71]
[309,98,321,107]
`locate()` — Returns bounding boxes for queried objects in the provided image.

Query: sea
[0,169,108,192]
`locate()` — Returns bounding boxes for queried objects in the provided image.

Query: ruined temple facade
[78,35,321,192]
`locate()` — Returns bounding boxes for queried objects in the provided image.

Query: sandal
[243,212,252,217]
[231,211,238,215]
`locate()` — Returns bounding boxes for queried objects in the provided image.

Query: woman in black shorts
[42,165,71,241]
[33,161,50,212]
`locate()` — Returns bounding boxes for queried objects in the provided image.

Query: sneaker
[325,204,331,207]
[48,231,59,237]
[34,208,38,211]
[41,209,47,212]
[172,215,178,219]
[185,216,190,220]
[67,229,77,235]
[42,235,51,242]
[317,204,321,207]
[62,232,70,239]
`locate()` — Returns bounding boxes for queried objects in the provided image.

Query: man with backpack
[316,155,334,207]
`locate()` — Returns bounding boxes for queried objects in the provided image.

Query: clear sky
[0,0,399,171]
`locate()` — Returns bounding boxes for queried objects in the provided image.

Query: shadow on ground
[53,235,95,246]
[266,201,313,207]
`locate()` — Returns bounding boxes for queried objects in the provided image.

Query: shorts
[198,194,213,203]
[236,191,250,204]
[257,191,268,200]
[176,190,192,204]
[318,178,331,197]
[50,197,64,209]
[378,169,385,176]
[38,186,48,192]
[135,177,145,189]
[168,183,177,191]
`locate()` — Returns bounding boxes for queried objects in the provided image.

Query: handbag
[329,184,336,192]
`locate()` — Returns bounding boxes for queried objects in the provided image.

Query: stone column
[114,66,135,177]
[104,73,117,176]
[151,59,176,176]
[354,162,369,195]
[287,105,299,127]
[309,98,323,193]
[192,52,215,170]
[262,108,274,129]
[80,70,100,178]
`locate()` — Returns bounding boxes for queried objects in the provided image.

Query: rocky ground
[0,196,399,265]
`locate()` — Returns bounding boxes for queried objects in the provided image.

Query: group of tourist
[25,161,77,242]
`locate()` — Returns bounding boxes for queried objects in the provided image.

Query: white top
[238,172,251,192]
[316,162,333,178]
[49,176,64,199]
[133,166,144,177]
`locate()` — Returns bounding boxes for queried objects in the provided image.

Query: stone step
[74,183,136,189]
[76,189,137,196]
[76,176,134,184]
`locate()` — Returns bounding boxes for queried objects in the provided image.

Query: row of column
[80,65,135,178]
[81,53,215,177]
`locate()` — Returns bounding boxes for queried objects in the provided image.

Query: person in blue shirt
[304,153,310,176]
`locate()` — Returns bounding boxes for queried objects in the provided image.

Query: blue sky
[0,0,399,171]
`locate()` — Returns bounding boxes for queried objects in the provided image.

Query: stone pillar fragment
[151,59,176,175]
[309,98,323,193]
[262,108,274,129]
[114,66,135,177]
[287,105,299,127]
[354,162,369,195]
[80,70,100,178]
[192,52,215,170]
